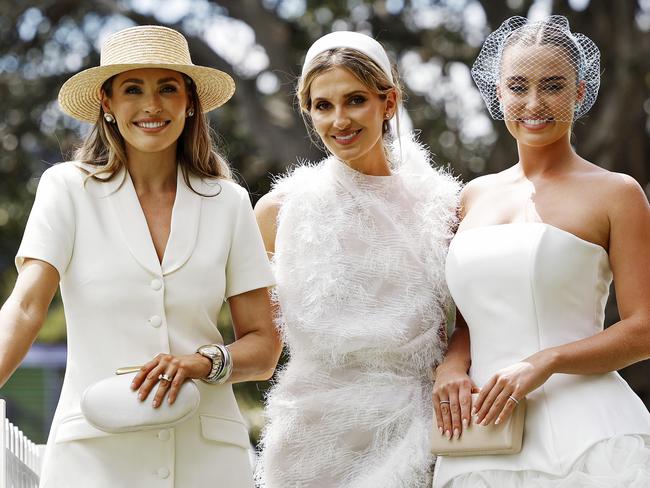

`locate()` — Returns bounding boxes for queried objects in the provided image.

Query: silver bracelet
[212,344,233,384]
[196,344,224,384]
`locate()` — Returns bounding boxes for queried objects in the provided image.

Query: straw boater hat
[58,25,235,123]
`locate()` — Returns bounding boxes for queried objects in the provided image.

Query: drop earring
[187,109,195,117]
[104,113,115,123]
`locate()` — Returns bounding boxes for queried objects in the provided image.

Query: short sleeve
[225,188,275,298]
[15,166,76,278]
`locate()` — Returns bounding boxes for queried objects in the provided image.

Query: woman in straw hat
[0,25,280,487]
[432,16,650,487]
[254,31,459,487]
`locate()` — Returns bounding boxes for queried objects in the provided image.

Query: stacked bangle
[196,344,234,384]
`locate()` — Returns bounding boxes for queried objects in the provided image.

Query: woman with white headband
[0,25,280,487]
[433,16,650,487]
[254,31,459,487]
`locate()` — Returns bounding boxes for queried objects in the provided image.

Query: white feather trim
[256,133,461,488]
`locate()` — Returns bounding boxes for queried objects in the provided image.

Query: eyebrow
[312,90,369,101]
[506,75,568,83]
[119,77,181,87]
[506,76,527,83]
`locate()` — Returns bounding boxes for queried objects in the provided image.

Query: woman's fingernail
[445,430,451,439]
[481,419,488,426]
[438,427,443,435]
[471,408,476,415]
[462,418,469,429]
[453,428,460,439]
[495,418,501,425]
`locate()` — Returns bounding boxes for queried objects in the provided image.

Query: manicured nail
[445,430,451,440]
[453,428,460,439]
[152,400,158,408]
[138,392,144,401]
[438,427,443,435]
[481,419,488,426]
[462,418,469,429]
[131,382,136,390]
[471,407,476,416]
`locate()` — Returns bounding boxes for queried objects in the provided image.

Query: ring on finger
[439,400,451,405]
[507,395,520,405]
[158,373,173,383]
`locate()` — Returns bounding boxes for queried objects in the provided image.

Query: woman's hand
[433,364,478,440]
[130,353,212,408]
[474,350,556,426]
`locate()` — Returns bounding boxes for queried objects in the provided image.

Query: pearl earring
[104,113,115,123]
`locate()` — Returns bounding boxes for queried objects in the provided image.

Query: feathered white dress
[255,137,460,488]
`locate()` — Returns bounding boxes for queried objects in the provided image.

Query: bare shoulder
[574,164,649,241]
[460,171,509,216]
[254,191,284,221]
[600,171,646,196]
[603,172,649,217]
[578,163,647,209]
[254,191,285,254]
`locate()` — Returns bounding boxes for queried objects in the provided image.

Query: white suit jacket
[16,162,275,487]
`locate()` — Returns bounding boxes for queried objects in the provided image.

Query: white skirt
[443,435,650,488]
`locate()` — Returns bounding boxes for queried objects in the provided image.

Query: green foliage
[37,298,67,343]
[1,368,52,444]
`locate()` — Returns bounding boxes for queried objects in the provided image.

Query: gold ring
[158,373,173,383]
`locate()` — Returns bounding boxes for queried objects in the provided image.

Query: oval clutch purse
[81,372,200,434]
[431,393,526,456]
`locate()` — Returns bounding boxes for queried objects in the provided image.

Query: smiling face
[498,44,585,147]
[102,68,191,160]
[308,66,395,169]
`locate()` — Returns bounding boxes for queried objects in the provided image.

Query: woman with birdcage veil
[432,15,650,487]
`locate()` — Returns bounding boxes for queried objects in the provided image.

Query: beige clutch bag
[431,394,526,456]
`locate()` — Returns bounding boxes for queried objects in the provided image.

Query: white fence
[0,400,43,488]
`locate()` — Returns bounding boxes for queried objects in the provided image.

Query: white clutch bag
[81,372,200,434]
[431,394,526,456]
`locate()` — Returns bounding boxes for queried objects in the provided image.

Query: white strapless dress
[433,223,650,487]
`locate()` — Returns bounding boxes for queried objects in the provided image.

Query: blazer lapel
[108,168,162,276]
[161,168,202,276]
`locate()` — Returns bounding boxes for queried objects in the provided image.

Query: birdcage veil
[471,15,601,122]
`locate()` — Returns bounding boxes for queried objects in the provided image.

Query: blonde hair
[74,74,232,192]
[297,48,403,148]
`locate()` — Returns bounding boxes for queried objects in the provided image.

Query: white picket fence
[0,400,43,488]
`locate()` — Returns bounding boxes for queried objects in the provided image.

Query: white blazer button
[157,467,170,479]
[157,429,170,441]
[150,279,162,291]
[149,316,162,328]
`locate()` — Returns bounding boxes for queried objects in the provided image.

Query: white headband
[302,31,393,83]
